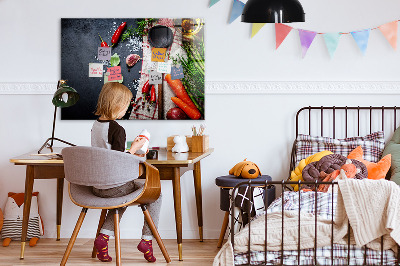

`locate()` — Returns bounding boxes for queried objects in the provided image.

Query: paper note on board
[89,63,103,77]
[157,61,171,73]
[151,48,167,62]
[107,66,123,82]
[171,65,184,80]
[149,70,162,84]
[98,47,111,60]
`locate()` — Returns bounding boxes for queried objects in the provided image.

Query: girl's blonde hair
[95,82,133,120]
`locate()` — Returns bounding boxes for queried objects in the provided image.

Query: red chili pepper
[150,85,156,104]
[141,80,150,95]
[98,34,108,47]
[111,22,127,46]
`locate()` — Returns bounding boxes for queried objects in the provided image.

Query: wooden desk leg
[193,161,203,242]
[20,165,35,259]
[56,178,64,241]
[172,167,183,261]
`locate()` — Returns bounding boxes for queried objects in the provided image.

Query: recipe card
[149,70,162,84]
[89,63,103,77]
[171,65,184,80]
[151,48,167,62]
[157,61,171,73]
[98,47,111,60]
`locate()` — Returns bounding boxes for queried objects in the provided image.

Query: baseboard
[1,81,400,94]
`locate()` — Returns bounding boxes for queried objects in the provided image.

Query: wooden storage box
[167,135,192,151]
[191,135,209,153]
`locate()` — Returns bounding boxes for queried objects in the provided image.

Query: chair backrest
[62,146,145,187]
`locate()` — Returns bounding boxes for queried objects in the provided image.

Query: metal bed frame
[230,106,400,266]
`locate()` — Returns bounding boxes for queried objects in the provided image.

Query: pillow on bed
[348,146,391,180]
[382,126,400,184]
[295,131,385,166]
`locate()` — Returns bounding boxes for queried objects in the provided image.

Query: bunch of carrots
[165,74,201,120]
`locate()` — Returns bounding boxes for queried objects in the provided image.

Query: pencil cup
[191,135,209,153]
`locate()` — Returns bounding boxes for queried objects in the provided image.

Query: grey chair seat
[61,146,170,265]
[69,180,145,208]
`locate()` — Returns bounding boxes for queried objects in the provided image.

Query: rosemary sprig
[134,18,156,36]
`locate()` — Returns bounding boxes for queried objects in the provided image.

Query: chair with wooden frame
[60,146,171,265]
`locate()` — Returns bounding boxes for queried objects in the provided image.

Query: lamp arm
[50,105,57,149]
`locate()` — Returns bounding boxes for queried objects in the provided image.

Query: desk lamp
[241,0,305,23]
[38,80,79,154]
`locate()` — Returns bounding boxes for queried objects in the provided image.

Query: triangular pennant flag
[378,21,397,50]
[323,33,341,58]
[351,29,370,55]
[298,29,317,58]
[275,23,293,49]
[251,23,266,38]
[229,0,245,24]
[209,0,220,7]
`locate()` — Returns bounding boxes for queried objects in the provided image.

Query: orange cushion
[347,146,391,180]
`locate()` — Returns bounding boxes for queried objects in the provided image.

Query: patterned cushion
[295,131,385,166]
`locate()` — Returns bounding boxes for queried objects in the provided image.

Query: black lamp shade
[52,84,79,108]
[241,0,305,23]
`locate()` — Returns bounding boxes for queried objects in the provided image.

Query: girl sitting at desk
[91,82,162,263]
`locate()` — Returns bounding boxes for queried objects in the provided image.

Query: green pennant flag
[209,0,221,7]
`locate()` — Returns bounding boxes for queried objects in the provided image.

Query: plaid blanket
[234,191,397,265]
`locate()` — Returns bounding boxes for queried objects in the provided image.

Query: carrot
[171,97,201,120]
[165,74,198,110]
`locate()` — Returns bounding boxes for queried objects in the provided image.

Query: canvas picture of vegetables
[61,18,205,120]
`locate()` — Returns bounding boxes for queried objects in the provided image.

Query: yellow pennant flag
[251,23,266,38]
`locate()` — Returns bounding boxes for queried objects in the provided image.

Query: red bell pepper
[150,85,156,104]
[98,34,108,47]
[141,81,150,95]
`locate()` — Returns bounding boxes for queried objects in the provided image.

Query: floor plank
[0,239,221,265]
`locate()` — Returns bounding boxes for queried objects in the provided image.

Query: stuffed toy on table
[229,159,261,179]
[1,192,44,247]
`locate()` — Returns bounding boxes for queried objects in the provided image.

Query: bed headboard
[290,106,400,179]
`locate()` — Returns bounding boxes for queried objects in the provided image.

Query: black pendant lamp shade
[241,0,305,23]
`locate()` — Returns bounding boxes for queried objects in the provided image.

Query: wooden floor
[0,239,221,265]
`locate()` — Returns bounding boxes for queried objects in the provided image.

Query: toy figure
[1,192,43,247]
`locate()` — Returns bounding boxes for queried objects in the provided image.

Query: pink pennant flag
[298,29,317,58]
[378,21,398,50]
[275,23,293,49]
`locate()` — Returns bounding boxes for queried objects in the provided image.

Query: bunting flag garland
[209,0,220,7]
[298,29,317,58]
[323,33,341,58]
[351,29,370,55]
[251,23,266,38]
[207,3,400,58]
[378,21,398,50]
[275,23,293,49]
[229,0,245,24]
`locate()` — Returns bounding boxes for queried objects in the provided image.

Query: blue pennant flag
[351,29,371,55]
[209,0,221,7]
[229,0,245,24]
[323,33,341,58]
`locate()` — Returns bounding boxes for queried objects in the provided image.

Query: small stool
[215,175,275,248]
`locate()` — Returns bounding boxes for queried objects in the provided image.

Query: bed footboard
[230,180,400,266]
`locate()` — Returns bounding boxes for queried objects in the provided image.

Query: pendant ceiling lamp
[241,0,305,23]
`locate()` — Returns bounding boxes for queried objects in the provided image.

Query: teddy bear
[229,159,261,179]
[1,192,43,247]
[172,135,189,153]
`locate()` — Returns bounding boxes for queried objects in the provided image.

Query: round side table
[215,175,275,248]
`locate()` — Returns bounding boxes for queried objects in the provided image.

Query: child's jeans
[92,180,162,240]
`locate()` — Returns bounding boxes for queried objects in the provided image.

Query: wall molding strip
[0,81,400,95]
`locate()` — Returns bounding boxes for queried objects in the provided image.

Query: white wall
[1,0,400,240]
